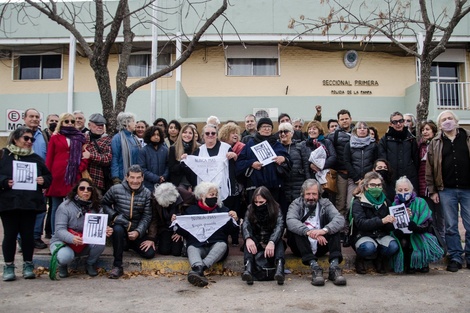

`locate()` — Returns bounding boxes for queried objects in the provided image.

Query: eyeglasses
[260,125,272,130]
[64,119,76,125]
[78,186,93,192]
[22,136,36,143]
[391,119,404,125]
[204,132,216,136]
[279,130,290,134]
[368,183,383,188]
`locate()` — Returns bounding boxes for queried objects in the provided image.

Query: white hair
[395,176,414,191]
[194,181,222,207]
[278,122,294,133]
[206,115,220,126]
[436,110,459,128]
[154,183,179,207]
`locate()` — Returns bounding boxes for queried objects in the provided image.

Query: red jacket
[45,133,88,197]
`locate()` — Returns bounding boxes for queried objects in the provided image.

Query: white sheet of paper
[250,140,277,166]
[82,213,108,245]
[389,203,412,234]
[12,160,37,191]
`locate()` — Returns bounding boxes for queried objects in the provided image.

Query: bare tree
[0,0,229,133]
[288,0,470,123]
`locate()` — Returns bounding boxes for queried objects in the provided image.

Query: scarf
[198,200,217,212]
[386,126,410,140]
[253,132,278,145]
[74,195,93,216]
[6,144,34,159]
[390,197,444,273]
[120,129,140,178]
[349,134,371,149]
[364,190,386,209]
[254,204,270,225]
[60,127,85,186]
[89,132,101,142]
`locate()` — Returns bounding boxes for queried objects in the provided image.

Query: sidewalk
[2,219,456,274]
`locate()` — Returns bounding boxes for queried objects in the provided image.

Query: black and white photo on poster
[82,213,108,245]
[389,203,411,234]
[12,160,37,191]
[250,140,277,166]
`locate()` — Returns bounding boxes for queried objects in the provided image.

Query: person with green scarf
[390,176,444,274]
[0,127,52,281]
[350,171,399,274]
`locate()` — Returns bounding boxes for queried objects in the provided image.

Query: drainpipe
[67,34,76,113]
[175,31,182,119]
[150,1,158,123]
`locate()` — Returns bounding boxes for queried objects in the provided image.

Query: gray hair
[126,164,144,176]
[194,182,221,206]
[117,112,136,131]
[154,183,180,207]
[73,110,84,116]
[359,171,384,193]
[202,123,218,133]
[278,122,294,133]
[8,126,34,145]
[437,110,459,128]
[292,117,304,125]
[389,111,403,122]
[300,179,323,196]
[403,113,417,127]
[206,115,220,126]
[395,176,414,191]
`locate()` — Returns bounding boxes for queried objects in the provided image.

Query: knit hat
[257,117,273,131]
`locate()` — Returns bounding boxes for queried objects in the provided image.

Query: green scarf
[6,144,34,159]
[390,197,444,273]
[364,190,386,209]
[49,243,66,280]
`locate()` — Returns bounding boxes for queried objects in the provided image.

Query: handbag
[276,161,292,180]
[81,169,92,182]
[322,169,338,194]
[67,228,87,253]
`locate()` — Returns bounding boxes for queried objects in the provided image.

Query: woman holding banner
[49,178,112,279]
[175,181,238,287]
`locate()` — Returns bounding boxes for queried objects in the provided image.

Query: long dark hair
[247,186,279,230]
[67,178,101,212]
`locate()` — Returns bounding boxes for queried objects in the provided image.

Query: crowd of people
[0,106,466,288]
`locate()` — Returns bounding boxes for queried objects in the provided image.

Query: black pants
[1,210,36,262]
[111,224,155,267]
[158,230,184,256]
[288,231,343,266]
[243,239,285,263]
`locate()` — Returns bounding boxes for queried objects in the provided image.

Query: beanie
[257,117,273,131]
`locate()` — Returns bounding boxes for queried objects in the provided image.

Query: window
[431,62,460,107]
[14,55,62,80]
[127,54,172,77]
[226,46,279,76]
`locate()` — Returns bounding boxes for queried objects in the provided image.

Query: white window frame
[126,53,172,78]
[12,53,63,81]
[226,45,280,77]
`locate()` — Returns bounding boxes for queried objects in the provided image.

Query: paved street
[1,268,469,313]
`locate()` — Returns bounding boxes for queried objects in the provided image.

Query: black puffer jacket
[102,180,152,238]
[327,128,351,171]
[378,127,419,190]
[299,137,336,179]
[282,142,308,204]
[344,141,378,182]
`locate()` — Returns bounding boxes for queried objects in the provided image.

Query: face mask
[367,187,383,198]
[255,203,268,211]
[397,192,412,203]
[376,170,389,181]
[441,119,457,132]
[49,122,57,132]
[205,197,218,208]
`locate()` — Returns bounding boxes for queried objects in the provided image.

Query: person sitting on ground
[241,186,285,285]
[286,179,347,286]
[50,178,113,278]
[350,171,399,274]
[390,176,444,274]
[175,182,239,287]
[102,165,154,279]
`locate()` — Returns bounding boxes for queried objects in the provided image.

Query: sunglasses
[64,119,76,124]
[22,135,36,143]
[279,130,290,134]
[391,119,404,125]
[78,186,93,192]
[205,132,216,136]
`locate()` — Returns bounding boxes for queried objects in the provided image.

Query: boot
[373,256,386,274]
[86,264,98,277]
[59,265,69,278]
[188,265,208,287]
[22,261,35,279]
[241,260,254,285]
[355,256,366,274]
[3,263,16,281]
[328,266,347,286]
[274,259,285,285]
[310,264,325,286]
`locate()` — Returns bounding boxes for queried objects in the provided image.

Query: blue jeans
[34,212,46,240]
[50,197,65,235]
[49,241,105,266]
[356,236,399,258]
[439,188,470,264]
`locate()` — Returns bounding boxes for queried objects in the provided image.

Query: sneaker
[86,264,98,277]
[311,266,325,286]
[3,264,16,281]
[59,265,69,278]
[446,260,462,272]
[34,238,47,249]
[23,262,36,279]
[328,266,347,286]
[109,266,124,279]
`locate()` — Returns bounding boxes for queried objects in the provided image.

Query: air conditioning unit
[253,108,278,119]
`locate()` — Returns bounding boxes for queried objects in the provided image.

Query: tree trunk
[416,57,433,126]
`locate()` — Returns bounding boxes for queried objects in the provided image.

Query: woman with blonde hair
[168,124,199,188]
